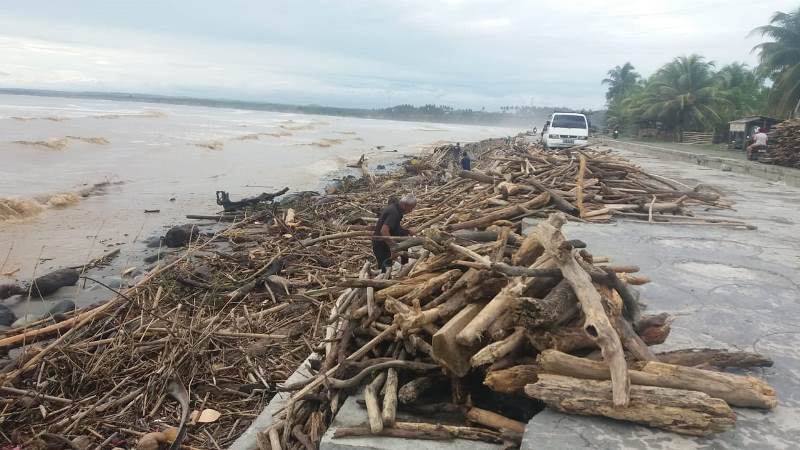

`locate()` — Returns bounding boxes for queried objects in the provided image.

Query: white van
[542,113,589,149]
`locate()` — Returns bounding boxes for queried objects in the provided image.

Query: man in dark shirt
[373,194,416,272]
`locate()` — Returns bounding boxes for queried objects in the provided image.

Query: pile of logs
[275,212,775,447]
[0,136,768,450]
[767,119,800,168]
[418,139,750,228]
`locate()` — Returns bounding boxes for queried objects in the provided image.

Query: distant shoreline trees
[604,6,800,141]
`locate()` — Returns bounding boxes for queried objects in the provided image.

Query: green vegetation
[751,7,800,117]
[605,6,800,140]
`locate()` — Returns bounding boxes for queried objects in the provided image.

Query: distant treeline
[0,88,602,128]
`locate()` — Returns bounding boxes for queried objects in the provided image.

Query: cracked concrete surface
[522,145,800,449]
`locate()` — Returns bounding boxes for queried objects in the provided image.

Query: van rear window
[552,115,586,129]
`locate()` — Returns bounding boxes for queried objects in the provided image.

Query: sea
[0,94,519,291]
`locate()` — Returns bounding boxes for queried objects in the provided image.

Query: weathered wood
[432,304,483,377]
[399,375,442,404]
[381,368,399,427]
[536,213,630,407]
[365,372,387,433]
[635,313,672,345]
[448,192,550,231]
[538,350,777,409]
[512,233,544,267]
[456,256,555,347]
[401,269,462,303]
[525,179,580,216]
[470,327,526,367]
[655,348,773,369]
[484,365,539,394]
[525,374,736,436]
[512,279,577,329]
[375,273,438,302]
[465,407,526,433]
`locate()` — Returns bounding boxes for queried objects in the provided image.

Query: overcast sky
[0,0,796,110]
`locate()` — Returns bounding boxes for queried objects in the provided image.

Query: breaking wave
[196,140,225,150]
[307,138,344,148]
[10,116,69,122]
[0,180,121,222]
[232,131,293,141]
[13,136,110,151]
[92,110,167,119]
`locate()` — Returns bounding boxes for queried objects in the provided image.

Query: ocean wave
[195,140,224,150]
[232,131,293,141]
[10,116,70,122]
[0,180,121,222]
[12,136,110,151]
[92,110,167,119]
[307,138,344,148]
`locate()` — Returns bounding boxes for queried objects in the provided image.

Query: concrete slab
[521,144,800,449]
[320,395,502,450]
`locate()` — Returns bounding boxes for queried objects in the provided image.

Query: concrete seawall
[597,138,800,187]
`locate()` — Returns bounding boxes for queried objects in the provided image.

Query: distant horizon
[0,87,587,114]
[0,87,597,127]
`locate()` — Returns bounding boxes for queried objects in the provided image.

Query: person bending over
[372,194,416,272]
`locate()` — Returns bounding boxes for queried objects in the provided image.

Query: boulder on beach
[164,224,200,248]
[0,304,16,326]
[0,284,25,300]
[30,268,80,298]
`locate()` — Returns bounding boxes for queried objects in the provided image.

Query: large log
[432,304,483,377]
[484,365,539,394]
[536,213,630,407]
[448,192,550,231]
[655,348,774,369]
[538,350,777,409]
[512,279,577,329]
[456,255,556,347]
[525,374,736,436]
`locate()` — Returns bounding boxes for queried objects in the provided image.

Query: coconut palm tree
[751,7,800,117]
[602,62,640,104]
[632,55,729,140]
[716,63,766,120]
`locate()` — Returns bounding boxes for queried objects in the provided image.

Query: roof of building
[729,115,782,124]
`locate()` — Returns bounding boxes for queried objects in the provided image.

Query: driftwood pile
[274,212,775,448]
[766,119,800,168]
[0,137,769,450]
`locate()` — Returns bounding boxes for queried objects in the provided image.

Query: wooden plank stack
[767,119,800,168]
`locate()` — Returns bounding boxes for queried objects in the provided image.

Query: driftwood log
[525,374,736,436]
[536,213,630,407]
[538,350,777,409]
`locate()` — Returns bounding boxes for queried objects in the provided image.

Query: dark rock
[30,268,80,297]
[164,224,200,248]
[143,253,160,264]
[376,164,386,170]
[0,304,16,326]
[0,284,25,300]
[47,300,76,320]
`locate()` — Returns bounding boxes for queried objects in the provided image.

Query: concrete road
[523,143,800,449]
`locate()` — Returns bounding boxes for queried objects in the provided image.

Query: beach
[0,94,518,317]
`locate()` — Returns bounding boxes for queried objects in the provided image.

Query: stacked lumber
[0,137,765,449]
[767,119,800,168]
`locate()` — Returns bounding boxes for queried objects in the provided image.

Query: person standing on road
[747,127,768,160]
[372,194,416,272]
